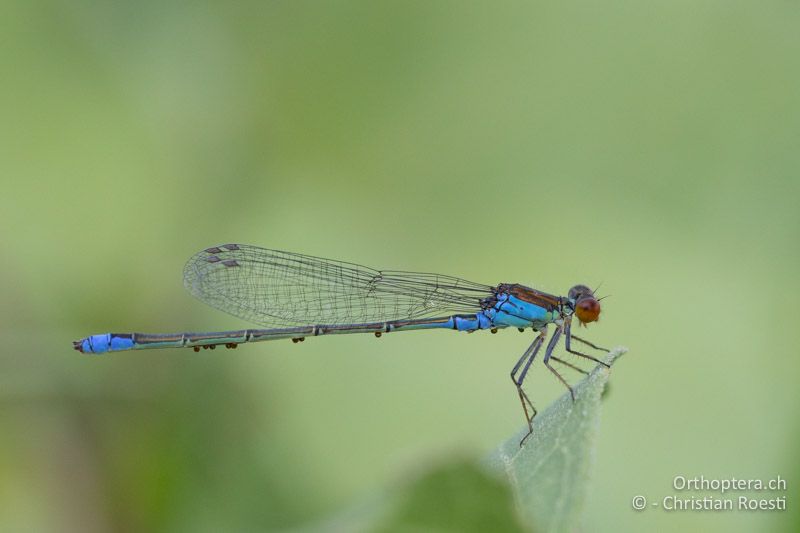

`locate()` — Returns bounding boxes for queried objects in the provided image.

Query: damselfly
[74,244,610,444]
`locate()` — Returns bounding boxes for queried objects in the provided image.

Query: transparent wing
[183,244,494,327]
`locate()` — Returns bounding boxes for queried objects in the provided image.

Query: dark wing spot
[222,260,239,267]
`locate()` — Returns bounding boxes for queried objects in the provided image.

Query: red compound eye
[575,297,601,324]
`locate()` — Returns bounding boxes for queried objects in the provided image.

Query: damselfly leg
[513,319,610,445]
[511,329,546,446]
[565,319,611,368]
[569,333,610,352]
[550,355,589,375]
[542,324,576,402]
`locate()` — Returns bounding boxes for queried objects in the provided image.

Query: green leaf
[486,347,627,532]
[374,459,526,533]
[299,459,526,533]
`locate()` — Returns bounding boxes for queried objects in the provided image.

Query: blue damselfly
[74,244,610,443]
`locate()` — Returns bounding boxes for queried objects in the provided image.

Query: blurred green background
[1,1,798,531]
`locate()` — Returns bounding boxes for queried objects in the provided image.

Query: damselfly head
[568,284,601,325]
